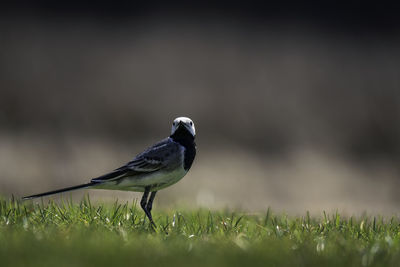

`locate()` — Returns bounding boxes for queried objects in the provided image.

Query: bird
[23,117,197,227]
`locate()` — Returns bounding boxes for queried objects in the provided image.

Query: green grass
[1,197,400,267]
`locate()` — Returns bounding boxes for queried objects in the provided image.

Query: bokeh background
[1,2,400,215]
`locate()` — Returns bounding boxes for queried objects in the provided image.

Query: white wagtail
[23,117,196,226]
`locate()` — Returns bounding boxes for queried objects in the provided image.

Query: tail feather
[22,182,97,200]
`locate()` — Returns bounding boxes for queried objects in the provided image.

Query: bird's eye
[190,122,193,126]
[172,122,175,126]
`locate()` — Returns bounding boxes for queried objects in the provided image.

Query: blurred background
[1,1,400,215]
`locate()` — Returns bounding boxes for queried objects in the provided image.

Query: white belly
[93,165,188,192]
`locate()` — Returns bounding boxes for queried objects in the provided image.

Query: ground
[0,197,399,267]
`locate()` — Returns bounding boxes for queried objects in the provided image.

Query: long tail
[22,182,97,200]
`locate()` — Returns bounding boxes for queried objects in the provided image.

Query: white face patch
[171,117,196,137]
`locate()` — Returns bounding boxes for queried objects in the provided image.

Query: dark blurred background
[1,1,400,215]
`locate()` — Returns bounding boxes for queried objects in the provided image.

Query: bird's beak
[178,121,191,132]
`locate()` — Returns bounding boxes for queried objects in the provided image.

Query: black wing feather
[90,167,131,182]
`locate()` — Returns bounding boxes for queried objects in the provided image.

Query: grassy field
[1,197,399,267]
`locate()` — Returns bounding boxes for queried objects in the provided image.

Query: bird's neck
[170,128,196,171]
[170,128,195,146]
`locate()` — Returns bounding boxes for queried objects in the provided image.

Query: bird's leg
[146,191,157,213]
[140,187,149,209]
[140,187,156,227]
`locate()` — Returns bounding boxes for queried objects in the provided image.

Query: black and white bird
[23,117,196,226]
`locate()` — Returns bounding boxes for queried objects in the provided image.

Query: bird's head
[171,117,196,137]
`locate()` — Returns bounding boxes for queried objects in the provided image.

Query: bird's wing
[126,138,178,171]
[90,168,132,182]
[91,138,179,182]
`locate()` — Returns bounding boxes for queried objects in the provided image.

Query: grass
[1,196,400,267]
